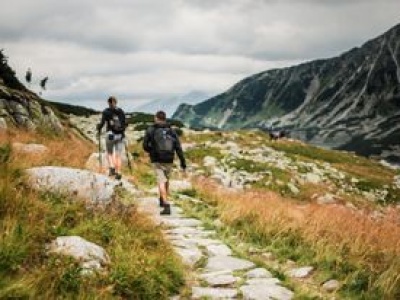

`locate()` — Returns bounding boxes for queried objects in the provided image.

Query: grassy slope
[0,129,184,299]
[179,129,400,299]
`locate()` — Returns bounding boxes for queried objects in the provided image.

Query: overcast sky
[1,0,399,112]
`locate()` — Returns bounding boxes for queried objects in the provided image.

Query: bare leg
[107,153,114,169]
[114,153,122,174]
[159,181,169,204]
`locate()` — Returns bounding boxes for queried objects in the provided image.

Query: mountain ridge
[173,23,400,161]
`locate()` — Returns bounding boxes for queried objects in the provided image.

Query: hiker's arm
[174,134,186,170]
[142,128,152,152]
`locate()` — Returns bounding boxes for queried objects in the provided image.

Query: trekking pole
[98,130,102,172]
[124,139,132,174]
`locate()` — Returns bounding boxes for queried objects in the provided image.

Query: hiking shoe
[160,204,171,215]
[115,173,122,180]
[109,168,116,176]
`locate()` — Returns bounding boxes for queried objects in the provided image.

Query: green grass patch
[185,146,224,164]
[0,148,184,299]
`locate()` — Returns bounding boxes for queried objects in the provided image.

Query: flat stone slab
[26,166,138,203]
[191,287,237,299]
[246,268,273,279]
[240,283,294,300]
[166,227,205,236]
[175,247,203,267]
[201,274,238,287]
[245,278,281,286]
[162,218,202,228]
[186,238,223,247]
[166,227,215,238]
[206,244,232,256]
[205,255,255,272]
[171,239,198,249]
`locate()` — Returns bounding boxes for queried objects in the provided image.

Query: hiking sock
[109,167,116,176]
[160,203,171,215]
[159,197,165,207]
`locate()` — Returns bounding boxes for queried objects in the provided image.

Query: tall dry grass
[193,178,400,298]
[0,128,94,169]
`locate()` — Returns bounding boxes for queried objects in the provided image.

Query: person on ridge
[143,110,186,215]
[96,96,126,180]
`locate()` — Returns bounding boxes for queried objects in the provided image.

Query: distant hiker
[40,76,48,90]
[143,110,186,215]
[25,68,32,85]
[269,130,286,141]
[96,96,126,180]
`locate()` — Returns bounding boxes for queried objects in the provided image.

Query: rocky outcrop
[173,23,400,162]
[0,51,63,132]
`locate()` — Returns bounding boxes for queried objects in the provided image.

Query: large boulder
[48,236,110,272]
[26,166,139,203]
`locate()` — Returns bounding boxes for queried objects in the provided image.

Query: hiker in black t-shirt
[143,110,186,215]
[96,96,126,180]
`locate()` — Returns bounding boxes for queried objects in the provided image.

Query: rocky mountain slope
[0,50,63,132]
[173,23,400,162]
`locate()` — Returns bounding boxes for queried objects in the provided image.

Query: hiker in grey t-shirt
[96,96,126,180]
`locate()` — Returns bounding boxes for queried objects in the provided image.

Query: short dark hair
[155,110,166,121]
[108,96,117,104]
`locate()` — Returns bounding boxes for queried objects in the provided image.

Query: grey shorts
[153,162,173,184]
[105,132,124,155]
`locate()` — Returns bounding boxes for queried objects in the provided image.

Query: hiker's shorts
[105,132,124,155]
[153,162,173,184]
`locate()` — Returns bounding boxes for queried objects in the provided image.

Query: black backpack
[108,109,124,133]
[152,126,176,163]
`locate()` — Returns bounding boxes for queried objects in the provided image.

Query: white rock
[246,268,273,279]
[287,183,300,194]
[240,283,293,300]
[48,236,109,271]
[288,266,314,278]
[191,287,237,299]
[205,256,255,272]
[305,173,322,184]
[322,279,340,292]
[316,193,336,205]
[202,274,238,287]
[204,156,218,167]
[175,247,203,267]
[162,218,202,228]
[206,244,232,257]
[0,117,7,129]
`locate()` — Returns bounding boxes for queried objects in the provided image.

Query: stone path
[136,192,294,300]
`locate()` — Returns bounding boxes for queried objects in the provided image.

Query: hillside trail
[132,180,295,300]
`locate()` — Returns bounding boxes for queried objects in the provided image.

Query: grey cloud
[1,0,400,111]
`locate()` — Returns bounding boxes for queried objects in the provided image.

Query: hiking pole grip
[98,130,102,172]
